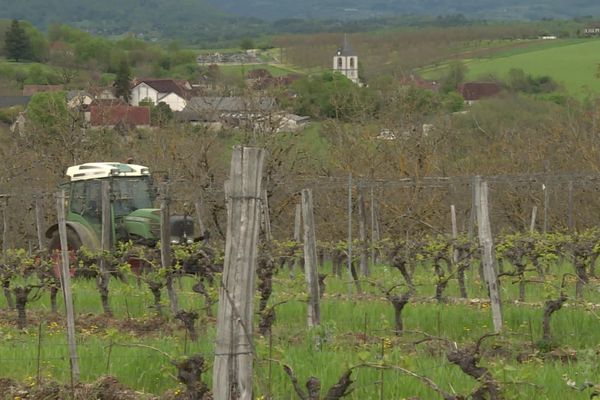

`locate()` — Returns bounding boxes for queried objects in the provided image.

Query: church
[332,35,359,85]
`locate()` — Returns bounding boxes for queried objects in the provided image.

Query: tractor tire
[48,228,82,252]
[48,228,82,278]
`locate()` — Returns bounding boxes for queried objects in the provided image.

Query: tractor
[45,162,194,257]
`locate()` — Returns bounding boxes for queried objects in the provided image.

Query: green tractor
[45,162,194,258]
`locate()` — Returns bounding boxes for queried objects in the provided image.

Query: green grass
[0,259,598,398]
[421,38,600,98]
[218,63,300,78]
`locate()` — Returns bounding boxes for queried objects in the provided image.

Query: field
[421,38,600,98]
[0,236,599,399]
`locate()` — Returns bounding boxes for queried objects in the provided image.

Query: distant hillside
[2,0,600,45]
[0,0,263,45]
[210,0,600,21]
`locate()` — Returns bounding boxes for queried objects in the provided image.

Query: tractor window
[70,180,101,221]
[70,181,85,214]
[112,177,154,217]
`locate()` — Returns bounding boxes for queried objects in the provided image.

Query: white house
[66,90,93,109]
[130,79,190,111]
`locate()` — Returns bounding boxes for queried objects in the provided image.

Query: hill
[422,39,600,98]
[2,1,600,45]
[210,0,600,21]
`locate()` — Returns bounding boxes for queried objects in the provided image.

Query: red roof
[458,82,502,101]
[90,105,150,127]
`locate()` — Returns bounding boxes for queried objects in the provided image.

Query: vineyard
[1,147,600,399]
[1,225,600,398]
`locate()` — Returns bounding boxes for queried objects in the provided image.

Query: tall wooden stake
[370,188,377,265]
[543,183,549,233]
[346,173,353,296]
[530,206,537,234]
[35,194,45,251]
[56,190,80,383]
[292,203,302,277]
[450,205,458,264]
[302,189,320,328]
[2,196,8,259]
[467,176,477,240]
[567,181,574,231]
[160,183,179,314]
[194,195,207,240]
[475,180,503,333]
[261,189,272,242]
[358,186,369,276]
[213,147,265,400]
[99,180,113,316]
[1,196,13,310]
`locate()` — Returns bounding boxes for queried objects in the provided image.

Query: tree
[441,61,468,93]
[240,38,254,50]
[5,20,31,62]
[151,102,174,127]
[114,59,132,103]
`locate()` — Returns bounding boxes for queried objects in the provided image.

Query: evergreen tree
[5,20,31,62]
[114,59,132,103]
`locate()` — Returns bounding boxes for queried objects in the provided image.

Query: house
[93,87,117,100]
[278,114,310,131]
[0,96,31,109]
[458,82,502,104]
[89,104,150,129]
[399,74,440,92]
[584,25,600,35]
[22,85,64,96]
[177,96,277,130]
[130,79,191,111]
[66,90,93,109]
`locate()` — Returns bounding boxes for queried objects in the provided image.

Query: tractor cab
[47,162,194,254]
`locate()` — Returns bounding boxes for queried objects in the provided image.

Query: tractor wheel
[48,229,82,278]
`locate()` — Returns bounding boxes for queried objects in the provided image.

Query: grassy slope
[423,38,600,98]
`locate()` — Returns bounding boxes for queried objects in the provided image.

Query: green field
[0,257,598,399]
[422,39,600,98]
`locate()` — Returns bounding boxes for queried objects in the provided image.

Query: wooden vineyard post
[358,186,369,276]
[261,189,272,241]
[56,190,80,383]
[475,180,503,333]
[213,147,265,400]
[370,188,378,265]
[530,206,537,234]
[302,189,321,328]
[467,176,477,240]
[35,194,45,251]
[1,195,14,310]
[194,196,207,241]
[543,183,549,233]
[1,195,8,259]
[347,173,353,296]
[450,205,458,264]
[99,180,113,316]
[292,203,302,277]
[160,182,179,314]
[567,181,574,231]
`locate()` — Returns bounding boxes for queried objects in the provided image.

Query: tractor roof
[66,162,150,181]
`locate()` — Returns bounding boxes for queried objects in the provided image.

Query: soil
[0,310,174,337]
[0,376,157,400]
